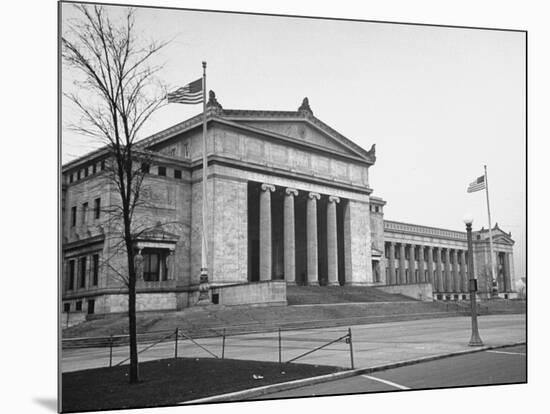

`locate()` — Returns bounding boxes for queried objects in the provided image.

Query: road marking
[487,350,526,356]
[361,375,410,390]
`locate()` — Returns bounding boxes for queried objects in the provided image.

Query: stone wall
[344,200,372,285]
[105,292,177,313]
[212,281,287,306]
[377,283,433,301]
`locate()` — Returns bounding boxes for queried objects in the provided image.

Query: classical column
[259,183,275,281]
[427,246,434,287]
[399,243,406,284]
[444,248,451,294]
[418,246,425,283]
[166,249,175,281]
[284,188,298,285]
[388,242,396,285]
[504,252,512,293]
[408,244,416,284]
[460,250,468,293]
[326,195,340,286]
[435,247,443,293]
[307,192,321,285]
[452,249,460,293]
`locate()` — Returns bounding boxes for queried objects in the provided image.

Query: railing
[62,326,357,371]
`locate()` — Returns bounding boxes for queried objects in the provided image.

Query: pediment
[225,118,374,163]
[476,227,515,245]
[242,120,352,151]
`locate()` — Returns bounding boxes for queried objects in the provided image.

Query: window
[79,257,87,288]
[92,254,99,286]
[141,163,150,174]
[71,206,77,227]
[81,202,88,226]
[77,170,81,180]
[84,166,89,177]
[63,303,70,313]
[375,206,379,213]
[94,198,101,219]
[92,163,97,174]
[68,260,75,290]
[174,169,182,179]
[158,166,166,176]
[69,174,74,183]
[76,301,82,311]
[101,160,105,171]
[87,299,95,315]
[142,249,167,282]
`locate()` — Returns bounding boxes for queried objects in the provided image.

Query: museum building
[61,94,516,316]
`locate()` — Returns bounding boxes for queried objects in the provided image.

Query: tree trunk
[125,236,139,383]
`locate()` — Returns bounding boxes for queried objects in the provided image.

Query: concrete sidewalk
[62,313,526,374]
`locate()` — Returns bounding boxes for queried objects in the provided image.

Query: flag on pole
[467,175,486,193]
[166,78,203,104]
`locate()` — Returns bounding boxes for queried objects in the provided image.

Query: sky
[61,3,526,280]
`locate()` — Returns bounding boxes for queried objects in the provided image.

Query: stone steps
[286,285,415,305]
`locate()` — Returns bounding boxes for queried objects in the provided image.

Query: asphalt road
[253,345,526,399]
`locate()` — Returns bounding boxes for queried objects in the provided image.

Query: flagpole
[484,165,497,298]
[197,61,210,304]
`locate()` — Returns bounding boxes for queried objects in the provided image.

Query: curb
[181,341,526,404]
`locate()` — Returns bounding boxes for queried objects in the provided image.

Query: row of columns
[386,243,469,293]
[259,183,341,285]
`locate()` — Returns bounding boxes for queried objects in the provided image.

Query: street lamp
[464,215,484,347]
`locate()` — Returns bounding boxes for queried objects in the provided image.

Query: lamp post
[464,215,484,347]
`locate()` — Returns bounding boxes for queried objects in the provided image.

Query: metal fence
[62,325,356,371]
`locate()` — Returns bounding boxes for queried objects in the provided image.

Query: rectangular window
[79,257,87,288]
[92,254,99,286]
[76,301,82,311]
[87,299,95,315]
[81,202,88,225]
[63,303,70,313]
[174,169,182,179]
[92,163,97,174]
[94,198,101,219]
[84,166,89,177]
[69,174,73,183]
[77,170,81,180]
[142,249,167,282]
[71,206,77,227]
[68,260,75,290]
[158,166,166,176]
[144,252,160,281]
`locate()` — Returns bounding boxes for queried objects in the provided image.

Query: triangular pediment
[475,226,515,246]
[239,120,355,155]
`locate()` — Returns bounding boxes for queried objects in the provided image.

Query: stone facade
[61,95,516,317]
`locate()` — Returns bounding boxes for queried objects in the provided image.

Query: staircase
[286,285,414,305]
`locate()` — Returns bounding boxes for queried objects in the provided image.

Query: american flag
[166,78,203,104]
[467,175,486,193]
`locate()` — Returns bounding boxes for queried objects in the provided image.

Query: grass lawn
[62,357,342,412]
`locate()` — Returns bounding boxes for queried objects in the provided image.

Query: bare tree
[62,4,169,383]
